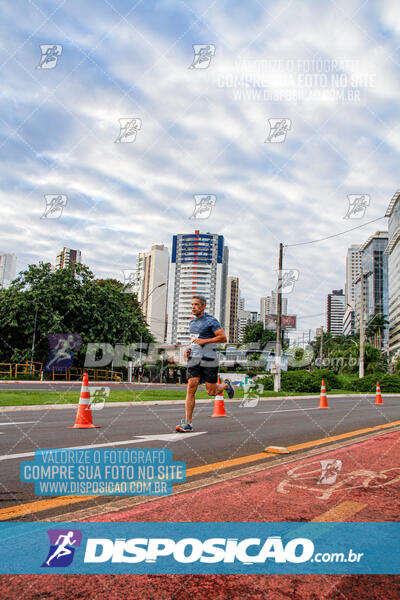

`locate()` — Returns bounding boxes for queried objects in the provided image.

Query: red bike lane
[1,429,399,599]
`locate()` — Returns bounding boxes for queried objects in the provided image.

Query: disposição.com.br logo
[41,529,82,568]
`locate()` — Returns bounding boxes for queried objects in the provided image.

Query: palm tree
[365,313,389,348]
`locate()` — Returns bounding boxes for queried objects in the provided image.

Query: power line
[284,216,386,248]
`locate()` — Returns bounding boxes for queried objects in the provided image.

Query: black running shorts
[187,359,219,384]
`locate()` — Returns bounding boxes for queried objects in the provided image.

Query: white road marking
[257,407,321,414]
[0,432,207,461]
[0,421,37,425]
[152,407,187,410]
[0,421,38,434]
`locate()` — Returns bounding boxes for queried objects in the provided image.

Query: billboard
[265,315,297,329]
[282,315,296,328]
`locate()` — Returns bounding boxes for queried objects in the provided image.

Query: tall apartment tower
[385,191,400,356]
[0,253,17,288]
[345,245,362,307]
[343,244,362,335]
[327,289,345,336]
[55,248,81,269]
[132,244,169,342]
[167,231,228,345]
[225,276,239,343]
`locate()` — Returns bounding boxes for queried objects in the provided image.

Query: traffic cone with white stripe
[375,381,384,405]
[69,372,100,428]
[319,379,329,409]
[210,376,228,417]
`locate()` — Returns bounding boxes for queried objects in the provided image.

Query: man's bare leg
[205,381,228,397]
[186,377,200,422]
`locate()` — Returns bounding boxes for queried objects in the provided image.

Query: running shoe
[176,420,193,433]
[224,378,235,399]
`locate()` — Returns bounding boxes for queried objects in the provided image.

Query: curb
[0,393,396,412]
[0,380,176,386]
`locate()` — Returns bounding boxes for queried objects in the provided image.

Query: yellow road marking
[186,452,273,477]
[286,419,400,452]
[0,419,399,521]
[187,419,400,477]
[0,495,97,520]
[311,501,367,522]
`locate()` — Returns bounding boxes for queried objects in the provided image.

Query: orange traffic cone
[69,373,100,428]
[319,379,329,409]
[210,377,228,417]
[375,381,384,405]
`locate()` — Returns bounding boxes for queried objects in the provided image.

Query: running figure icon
[45,531,77,566]
[44,334,82,372]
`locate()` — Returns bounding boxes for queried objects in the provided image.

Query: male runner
[176,295,234,432]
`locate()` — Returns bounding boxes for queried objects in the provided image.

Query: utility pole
[274,243,283,392]
[359,266,364,378]
[320,326,323,366]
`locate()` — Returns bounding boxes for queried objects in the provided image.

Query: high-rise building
[327,289,345,336]
[353,232,389,345]
[167,231,228,345]
[342,305,355,336]
[55,248,81,269]
[236,294,260,343]
[0,253,17,288]
[343,244,361,335]
[345,245,362,307]
[385,191,400,356]
[237,296,250,343]
[225,276,239,343]
[132,244,169,342]
[260,290,287,328]
[260,296,270,322]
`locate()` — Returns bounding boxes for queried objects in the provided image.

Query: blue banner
[0,522,398,574]
[20,449,186,496]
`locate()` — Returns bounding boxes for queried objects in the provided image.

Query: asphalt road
[0,395,399,516]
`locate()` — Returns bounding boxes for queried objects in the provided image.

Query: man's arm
[192,328,227,345]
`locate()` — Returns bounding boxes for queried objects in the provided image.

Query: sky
[1,0,399,339]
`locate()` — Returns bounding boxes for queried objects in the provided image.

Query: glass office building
[354,232,389,346]
[385,191,400,358]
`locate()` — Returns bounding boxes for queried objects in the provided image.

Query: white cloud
[0,0,398,336]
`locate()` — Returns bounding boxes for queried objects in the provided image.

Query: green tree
[243,322,275,347]
[311,332,387,375]
[0,262,153,366]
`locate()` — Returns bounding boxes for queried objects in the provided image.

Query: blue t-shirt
[189,313,222,359]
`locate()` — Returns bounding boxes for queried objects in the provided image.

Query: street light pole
[320,326,324,365]
[30,307,38,372]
